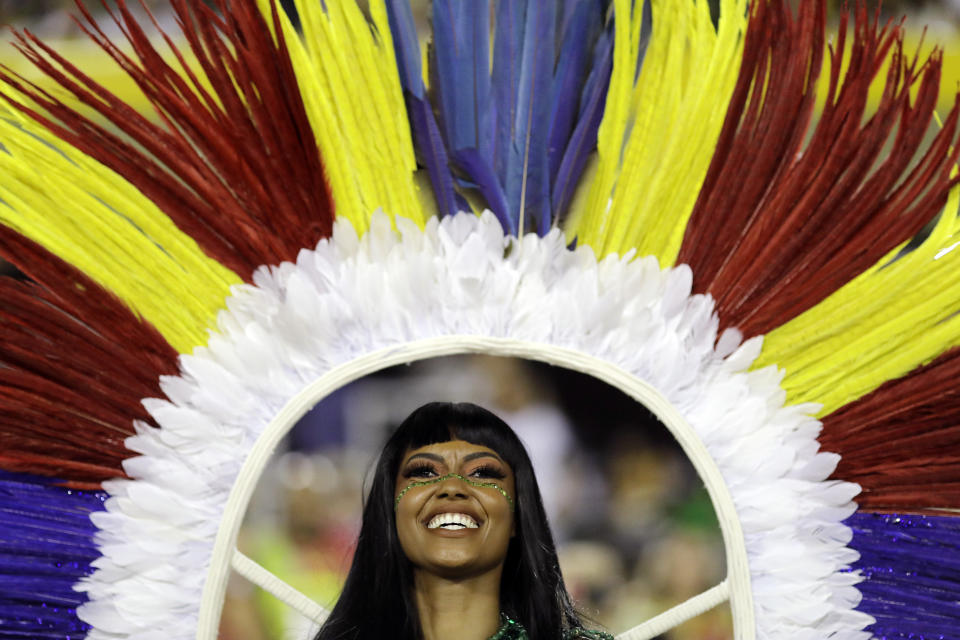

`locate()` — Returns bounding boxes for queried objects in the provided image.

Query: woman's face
[394,439,516,580]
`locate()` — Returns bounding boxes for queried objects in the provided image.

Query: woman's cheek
[394,487,427,548]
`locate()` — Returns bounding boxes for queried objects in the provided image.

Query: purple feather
[429,1,460,146]
[388,0,614,235]
[385,0,460,215]
[430,2,496,166]
[553,29,613,219]
[506,0,555,235]
[847,511,960,638]
[453,148,513,233]
[469,5,496,163]
[0,471,104,639]
[558,0,585,45]
[384,0,424,99]
[492,0,525,192]
[407,96,461,216]
[548,1,602,184]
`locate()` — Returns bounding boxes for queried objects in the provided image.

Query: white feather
[77,211,866,639]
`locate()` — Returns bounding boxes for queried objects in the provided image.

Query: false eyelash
[402,464,439,479]
[469,464,506,480]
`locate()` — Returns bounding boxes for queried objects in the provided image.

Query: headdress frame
[199,337,751,640]
[78,212,861,640]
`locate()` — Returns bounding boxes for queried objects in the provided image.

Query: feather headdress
[1,0,959,638]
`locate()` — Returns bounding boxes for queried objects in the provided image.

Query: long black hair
[314,401,583,640]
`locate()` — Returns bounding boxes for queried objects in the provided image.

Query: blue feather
[454,149,513,233]
[552,25,613,219]
[508,0,555,235]
[384,0,424,99]
[388,0,614,234]
[548,1,603,185]
[469,4,496,162]
[430,1,459,146]
[0,471,103,638]
[431,1,495,152]
[385,0,460,216]
[408,94,461,215]
[848,512,960,639]
[492,0,525,190]
[453,2,488,151]
[430,1,500,215]
[579,22,614,117]
[558,0,582,43]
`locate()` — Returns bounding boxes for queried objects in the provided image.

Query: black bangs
[393,402,531,474]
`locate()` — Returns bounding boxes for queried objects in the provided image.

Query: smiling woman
[314,402,613,640]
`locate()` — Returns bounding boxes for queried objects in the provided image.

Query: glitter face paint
[395,473,515,512]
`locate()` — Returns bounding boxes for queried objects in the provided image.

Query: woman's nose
[436,473,468,499]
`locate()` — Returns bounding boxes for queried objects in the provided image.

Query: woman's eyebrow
[405,452,444,464]
[403,451,504,465]
[463,451,504,464]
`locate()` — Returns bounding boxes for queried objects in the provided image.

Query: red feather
[0,227,178,487]
[0,0,334,278]
[820,348,960,512]
[678,0,960,338]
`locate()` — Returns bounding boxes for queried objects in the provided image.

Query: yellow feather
[0,109,240,354]
[576,0,638,247]
[257,0,425,233]
[569,0,747,265]
[757,180,960,416]
[0,32,213,126]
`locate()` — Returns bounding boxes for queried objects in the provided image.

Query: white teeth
[426,513,479,530]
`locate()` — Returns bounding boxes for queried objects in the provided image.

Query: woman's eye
[403,465,437,479]
[468,464,506,480]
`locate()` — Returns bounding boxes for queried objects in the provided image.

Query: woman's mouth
[426,513,480,530]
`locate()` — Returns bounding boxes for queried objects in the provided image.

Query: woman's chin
[415,546,503,580]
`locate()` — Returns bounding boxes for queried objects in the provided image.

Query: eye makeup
[401,463,440,479]
[400,458,507,481]
[465,463,506,480]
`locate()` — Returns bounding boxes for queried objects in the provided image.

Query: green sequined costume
[488,615,614,640]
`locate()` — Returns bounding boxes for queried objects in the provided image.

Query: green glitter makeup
[394,473,515,511]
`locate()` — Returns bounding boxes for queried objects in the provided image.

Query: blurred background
[0,0,958,638]
[219,355,731,640]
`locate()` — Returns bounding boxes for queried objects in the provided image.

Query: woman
[314,402,613,640]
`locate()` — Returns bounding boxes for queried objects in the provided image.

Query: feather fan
[0,0,959,639]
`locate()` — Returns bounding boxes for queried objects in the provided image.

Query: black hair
[313,401,583,640]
